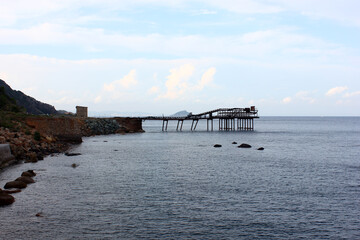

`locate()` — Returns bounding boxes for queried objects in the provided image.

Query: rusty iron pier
[141,107,259,131]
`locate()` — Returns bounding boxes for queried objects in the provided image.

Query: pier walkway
[140,107,259,131]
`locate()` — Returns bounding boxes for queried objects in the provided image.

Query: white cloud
[194,67,216,90]
[158,64,195,100]
[282,97,291,104]
[104,69,137,90]
[95,69,138,103]
[156,65,216,100]
[326,86,348,96]
[344,91,360,98]
[295,91,316,103]
[148,86,160,95]
[273,0,360,27]
[206,0,283,14]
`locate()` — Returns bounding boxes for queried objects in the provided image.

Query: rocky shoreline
[1,116,144,169]
[0,116,144,206]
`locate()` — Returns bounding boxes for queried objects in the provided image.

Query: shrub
[33,131,41,141]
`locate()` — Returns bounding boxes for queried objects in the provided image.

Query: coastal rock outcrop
[65,152,81,156]
[238,143,252,148]
[4,180,27,189]
[15,176,35,184]
[0,188,15,206]
[214,144,222,148]
[21,170,36,177]
[257,147,264,150]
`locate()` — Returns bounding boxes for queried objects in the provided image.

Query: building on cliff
[76,106,88,118]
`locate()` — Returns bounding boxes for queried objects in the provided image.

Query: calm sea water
[1,117,359,239]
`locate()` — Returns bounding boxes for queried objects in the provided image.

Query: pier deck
[140,107,259,131]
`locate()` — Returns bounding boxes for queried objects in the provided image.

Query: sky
[0,0,359,116]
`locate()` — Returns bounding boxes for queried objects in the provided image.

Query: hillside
[171,110,190,117]
[0,86,24,113]
[0,79,57,115]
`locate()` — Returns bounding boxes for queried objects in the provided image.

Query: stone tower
[76,106,88,118]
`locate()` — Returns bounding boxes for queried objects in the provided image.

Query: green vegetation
[0,86,24,113]
[0,87,27,130]
[33,131,41,141]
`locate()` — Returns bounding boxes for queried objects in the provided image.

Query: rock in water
[3,189,21,194]
[232,142,237,144]
[15,176,35,184]
[238,143,252,148]
[4,181,27,189]
[213,144,222,148]
[257,147,265,150]
[71,163,78,168]
[65,152,81,156]
[0,189,15,206]
[21,170,36,177]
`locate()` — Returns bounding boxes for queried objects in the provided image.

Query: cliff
[0,79,57,115]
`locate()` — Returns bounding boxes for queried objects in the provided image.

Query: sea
[0,117,359,239]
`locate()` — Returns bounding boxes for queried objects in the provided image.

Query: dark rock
[25,152,38,163]
[238,143,252,148]
[65,152,81,156]
[37,154,44,160]
[21,171,32,177]
[21,170,36,177]
[232,142,237,144]
[35,212,44,217]
[257,147,265,150]
[0,189,15,206]
[213,144,222,148]
[4,180,27,189]
[71,163,78,168]
[3,189,21,194]
[15,176,35,184]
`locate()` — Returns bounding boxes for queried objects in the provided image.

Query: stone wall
[0,144,15,169]
[114,118,143,133]
[25,117,144,142]
[26,117,83,143]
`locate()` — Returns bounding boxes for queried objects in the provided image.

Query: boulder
[65,152,81,156]
[238,143,252,148]
[213,144,222,148]
[15,176,35,184]
[3,189,21,194]
[257,147,265,150]
[4,180,27,189]
[36,212,44,217]
[232,142,237,144]
[0,189,15,206]
[25,152,38,163]
[71,163,78,168]
[21,170,36,177]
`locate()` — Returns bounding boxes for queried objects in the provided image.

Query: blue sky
[0,0,359,116]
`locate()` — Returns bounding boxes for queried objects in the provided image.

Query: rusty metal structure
[141,107,259,131]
